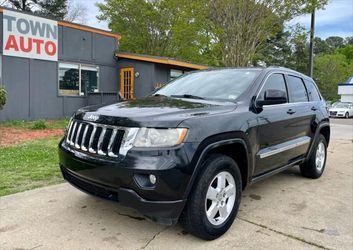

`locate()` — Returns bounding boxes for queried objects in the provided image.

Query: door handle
[287,109,296,115]
[311,106,318,111]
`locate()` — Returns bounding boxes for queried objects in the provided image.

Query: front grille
[66,120,125,158]
[330,111,337,116]
[61,166,119,201]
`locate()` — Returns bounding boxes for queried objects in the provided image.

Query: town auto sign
[3,9,58,61]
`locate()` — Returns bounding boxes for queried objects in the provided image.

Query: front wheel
[300,134,327,179]
[181,154,242,240]
[345,112,349,119]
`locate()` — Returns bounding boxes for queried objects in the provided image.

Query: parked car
[59,67,330,240]
[329,102,353,118]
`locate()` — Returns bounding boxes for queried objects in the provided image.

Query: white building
[338,76,353,102]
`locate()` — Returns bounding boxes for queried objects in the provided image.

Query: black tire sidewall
[301,134,327,178]
[184,154,242,240]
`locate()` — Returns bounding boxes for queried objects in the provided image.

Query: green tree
[313,37,331,54]
[97,0,328,67]
[0,86,6,110]
[314,54,353,101]
[325,36,345,49]
[35,0,67,19]
[346,37,353,46]
[337,45,353,63]
[4,0,68,20]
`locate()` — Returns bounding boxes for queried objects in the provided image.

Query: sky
[79,0,353,39]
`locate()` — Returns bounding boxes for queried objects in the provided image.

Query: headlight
[133,128,188,147]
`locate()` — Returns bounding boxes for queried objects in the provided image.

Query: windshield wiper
[170,94,204,100]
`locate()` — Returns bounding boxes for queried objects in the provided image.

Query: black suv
[59,67,330,240]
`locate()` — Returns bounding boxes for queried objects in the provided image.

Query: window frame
[255,72,289,106]
[58,62,100,97]
[303,79,322,102]
[285,74,309,103]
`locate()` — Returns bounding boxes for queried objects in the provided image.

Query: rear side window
[258,74,287,101]
[304,79,321,101]
[287,76,308,103]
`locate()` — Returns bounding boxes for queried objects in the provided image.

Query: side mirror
[256,89,287,107]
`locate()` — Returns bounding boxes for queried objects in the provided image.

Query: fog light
[149,174,156,184]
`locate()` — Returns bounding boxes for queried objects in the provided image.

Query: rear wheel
[300,134,327,179]
[181,154,242,240]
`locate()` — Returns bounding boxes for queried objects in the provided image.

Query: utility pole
[308,3,316,77]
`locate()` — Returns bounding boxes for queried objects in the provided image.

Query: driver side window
[258,74,288,103]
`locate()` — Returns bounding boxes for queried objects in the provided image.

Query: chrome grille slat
[69,122,77,146]
[97,128,107,155]
[66,121,74,143]
[65,120,127,158]
[74,124,83,148]
[81,125,89,151]
[107,129,118,157]
[88,125,97,153]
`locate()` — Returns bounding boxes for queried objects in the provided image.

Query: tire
[181,154,242,240]
[345,112,349,119]
[300,134,327,179]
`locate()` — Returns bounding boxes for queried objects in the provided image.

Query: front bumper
[58,140,192,224]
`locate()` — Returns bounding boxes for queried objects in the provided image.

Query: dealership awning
[116,52,208,70]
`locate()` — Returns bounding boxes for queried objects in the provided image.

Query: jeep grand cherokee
[59,67,330,240]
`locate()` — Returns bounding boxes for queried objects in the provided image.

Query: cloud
[288,0,353,39]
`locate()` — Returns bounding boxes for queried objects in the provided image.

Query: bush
[31,120,48,130]
[0,86,6,110]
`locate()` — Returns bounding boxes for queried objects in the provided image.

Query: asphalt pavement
[0,124,352,250]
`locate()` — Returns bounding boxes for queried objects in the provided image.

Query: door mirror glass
[257,89,287,107]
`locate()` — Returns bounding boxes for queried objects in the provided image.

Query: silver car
[329,102,353,118]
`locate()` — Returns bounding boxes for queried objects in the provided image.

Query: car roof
[197,66,313,81]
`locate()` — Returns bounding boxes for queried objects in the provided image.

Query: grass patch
[0,119,69,130]
[0,136,64,196]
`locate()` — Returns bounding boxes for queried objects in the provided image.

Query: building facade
[338,76,353,102]
[0,7,207,121]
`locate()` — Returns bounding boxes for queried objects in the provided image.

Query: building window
[170,69,184,81]
[59,63,99,96]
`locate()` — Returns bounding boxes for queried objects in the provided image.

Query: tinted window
[304,79,321,101]
[258,74,287,102]
[287,76,308,102]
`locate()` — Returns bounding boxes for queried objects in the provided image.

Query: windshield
[154,69,260,101]
[335,103,349,108]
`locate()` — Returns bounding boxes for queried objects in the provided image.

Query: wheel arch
[307,122,330,158]
[184,133,252,199]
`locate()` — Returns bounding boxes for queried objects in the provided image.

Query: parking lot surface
[1,129,352,249]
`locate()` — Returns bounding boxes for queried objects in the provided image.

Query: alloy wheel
[205,171,236,226]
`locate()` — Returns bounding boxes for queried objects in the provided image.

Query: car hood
[75,96,237,127]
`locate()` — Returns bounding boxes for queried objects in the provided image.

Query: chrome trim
[119,128,139,155]
[107,129,118,157]
[81,125,89,151]
[74,123,83,149]
[69,122,77,146]
[66,121,74,144]
[88,125,97,153]
[65,120,132,157]
[258,136,311,159]
[97,127,107,155]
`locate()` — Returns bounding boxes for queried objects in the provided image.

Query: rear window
[304,79,321,101]
[287,76,308,103]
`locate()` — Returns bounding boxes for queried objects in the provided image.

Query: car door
[254,73,296,175]
[282,75,313,160]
